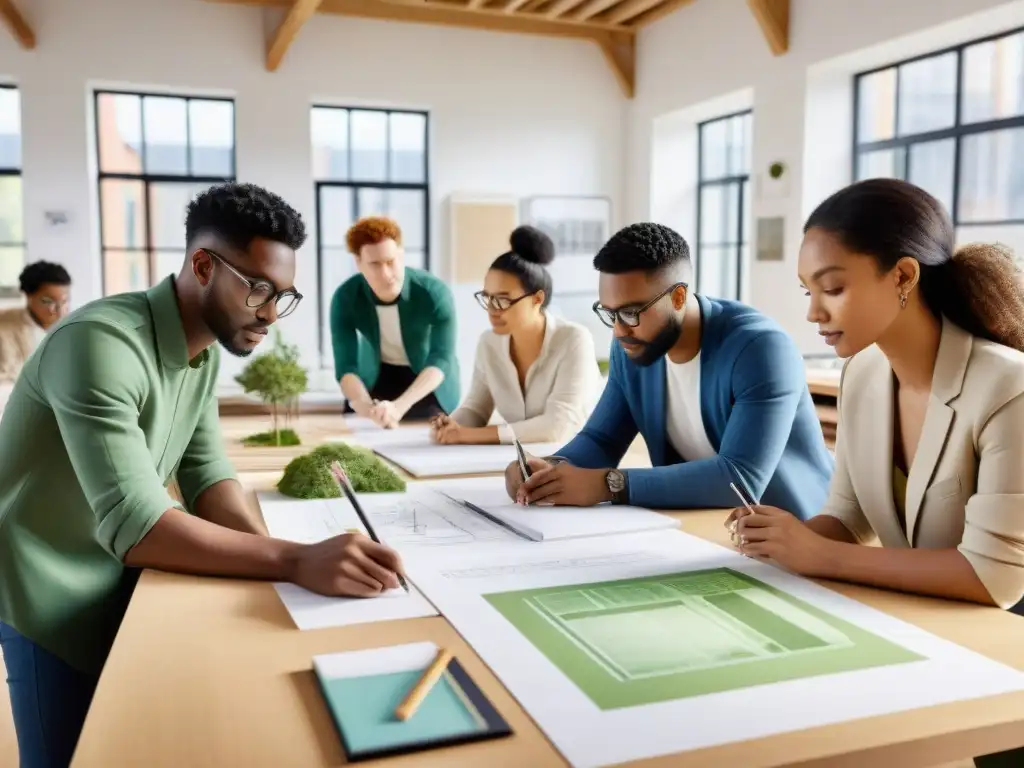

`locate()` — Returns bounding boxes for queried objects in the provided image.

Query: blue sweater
[557,295,834,519]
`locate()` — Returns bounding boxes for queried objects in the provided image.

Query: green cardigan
[329,268,460,413]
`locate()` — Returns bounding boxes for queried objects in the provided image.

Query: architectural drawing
[484,567,921,709]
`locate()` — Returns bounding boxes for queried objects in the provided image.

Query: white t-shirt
[664,352,717,462]
[375,304,410,367]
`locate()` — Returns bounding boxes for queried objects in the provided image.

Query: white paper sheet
[313,641,440,680]
[443,477,679,541]
[374,442,562,478]
[258,493,440,629]
[407,531,1024,768]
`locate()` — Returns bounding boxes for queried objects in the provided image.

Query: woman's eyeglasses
[474,290,537,312]
[592,282,687,329]
[204,249,303,319]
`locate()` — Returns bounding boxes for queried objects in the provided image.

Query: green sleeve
[38,322,177,561]
[425,284,456,371]
[330,285,359,382]
[175,396,236,512]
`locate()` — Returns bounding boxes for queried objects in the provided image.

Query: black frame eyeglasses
[203,249,303,319]
[474,290,537,312]
[592,282,687,329]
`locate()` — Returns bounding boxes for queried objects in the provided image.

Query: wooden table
[70,417,1024,767]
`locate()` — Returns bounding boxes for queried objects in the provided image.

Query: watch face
[607,471,625,492]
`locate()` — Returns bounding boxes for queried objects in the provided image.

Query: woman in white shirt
[432,226,600,446]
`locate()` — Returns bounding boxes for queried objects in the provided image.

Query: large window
[312,106,429,364]
[95,90,235,295]
[854,27,1024,225]
[0,85,23,291]
[695,110,751,301]
[696,110,753,301]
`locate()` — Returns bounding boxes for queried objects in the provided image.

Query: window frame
[0,83,24,297]
[852,25,1024,227]
[93,88,237,295]
[311,104,431,365]
[695,108,752,301]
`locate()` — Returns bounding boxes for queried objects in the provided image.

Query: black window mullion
[384,111,392,182]
[735,179,745,301]
[184,97,193,176]
[951,49,965,225]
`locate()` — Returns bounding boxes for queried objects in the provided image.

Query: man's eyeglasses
[592,282,687,329]
[204,249,303,319]
[37,297,69,314]
[474,290,537,312]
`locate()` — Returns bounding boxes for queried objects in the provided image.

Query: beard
[619,315,682,367]
[201,299,256,358]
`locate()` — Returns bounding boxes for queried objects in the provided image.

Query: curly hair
[593,222,691,274]
[346,216,403,256]
[19,260,71,295]
[805,178,1024,352]
[185,182,307,253]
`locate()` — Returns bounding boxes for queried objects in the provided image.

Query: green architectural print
[483,568,922,710]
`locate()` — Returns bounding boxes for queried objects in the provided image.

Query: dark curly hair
[593,222,691,275]
[19,260,71,295]
[185,182,307,253]
[805,178,1024,353]
[490,225,555,308]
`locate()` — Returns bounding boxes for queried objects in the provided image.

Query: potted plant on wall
[234,330,308,447]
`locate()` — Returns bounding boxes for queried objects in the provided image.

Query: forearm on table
[192,479,268,536]
[340,374,373,415]
[806,515,858,543]
[396,366,444,413]
[820,539,996,605]
[124,507,299,581]
[463,425,499,444]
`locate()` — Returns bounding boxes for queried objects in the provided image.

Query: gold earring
[899,292,907,309]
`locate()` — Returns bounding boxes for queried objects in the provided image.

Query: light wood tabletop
[806,369,841,399]
[69,416,1024,767]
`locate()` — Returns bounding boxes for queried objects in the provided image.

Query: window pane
[356,186,386,219]
[962,32,1024,124]
[0,87,21,169]
[153,250,181,286]
[104,249,149,295]
[726,113,751,175]
[385,189,426,251]
[700,184,740,245]
[100,179,146,249]
[959,127,1024,222]
[97,93,142,174]
[696,245,739,300]
[189,100,234,177]
[740,178,751,244]
[0,175,23,245]
[856,147,907,180]
[897,52,957,135]
[149,182,212,249]
[908,138,956,217]
[0,246,24,288]
[311,107,349,181]
[350,110,387,181]
[403,249,426,271]
[319,186,354,248]
[320,244,356,362]
[142,96,188,175]
[389,112,426,183]
[857,68,897,143]
[700,118,728,179]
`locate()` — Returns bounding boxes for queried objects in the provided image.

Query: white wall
[0,0,625,392]
[634,0,1024,355]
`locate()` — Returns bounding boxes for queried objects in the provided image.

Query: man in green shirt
[330,215,459,428]
[0,182,405,768]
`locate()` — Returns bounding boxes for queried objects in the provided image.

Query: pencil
[394,647,453,721]
[329,461,409,593]
[729,482,756,516]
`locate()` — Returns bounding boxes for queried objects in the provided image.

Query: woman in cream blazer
[728,179,1024,630]
[432,226,600,446]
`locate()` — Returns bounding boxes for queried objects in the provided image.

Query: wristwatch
[606,469,628,505]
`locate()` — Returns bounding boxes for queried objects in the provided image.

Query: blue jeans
[0,622,99,768]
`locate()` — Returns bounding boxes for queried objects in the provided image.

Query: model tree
[277,443,407,498]
[234,330,308,447]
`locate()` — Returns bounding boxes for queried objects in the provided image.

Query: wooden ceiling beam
[503,0,533,13]
[747,0,789,55]
[266,0,324,71]
[571,0,620,22]
[544,0,587,19]
[606,0,664,26]
[593,31,634,99]
[0,0,35,50]
[628,0,693,29]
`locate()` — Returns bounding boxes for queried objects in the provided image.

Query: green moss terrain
[277,443,407,499]
[241,429,301,447]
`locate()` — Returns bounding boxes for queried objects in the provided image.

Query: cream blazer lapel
[0,308,37,382]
